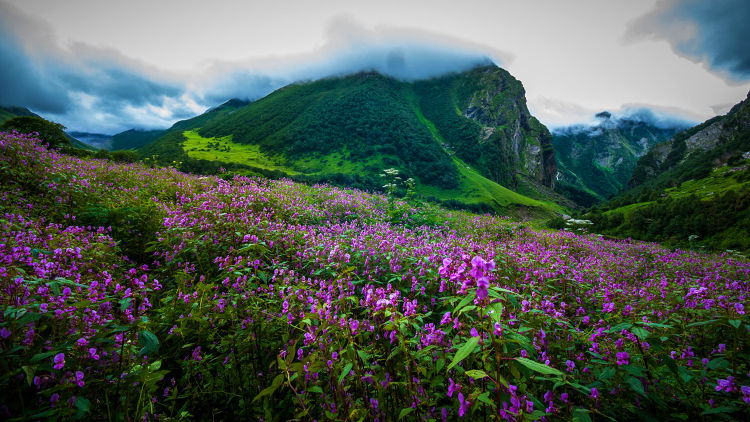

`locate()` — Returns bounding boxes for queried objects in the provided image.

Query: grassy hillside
[1,130,748,421]
[590,160,750,253]
[140,67,561,216]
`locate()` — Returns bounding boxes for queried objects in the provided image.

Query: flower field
[1,131,749,421]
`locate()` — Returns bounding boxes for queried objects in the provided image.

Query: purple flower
[470,328,479,337]
[440,312,451,325]
[476,276,489,300]
[458,392,470,417]
[50,393,59,406]
[566,359,575,372]
[447,377,459,397]
[735,303,745,315]
[716,377,736,393]
[560,392,569,403]
[741,386,750,403]
[75,371,85,387]
[590,387,599,399]
[89,347,100,360]
[0,327,10,339]
[53,353,65,370]
[616,351,629,366]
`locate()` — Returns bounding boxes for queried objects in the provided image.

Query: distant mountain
[552,113,688,206]
[140,66,562,215]
[110,129,164,150]
[589,91,750,253]
[68,131,113,150]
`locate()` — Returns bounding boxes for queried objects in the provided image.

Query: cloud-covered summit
[0,3,502,133]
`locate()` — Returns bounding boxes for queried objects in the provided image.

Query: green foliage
[111,129,164,150]
[1,116,71,149]
[199,72,461,189]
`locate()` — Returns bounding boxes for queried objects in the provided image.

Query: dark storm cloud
[0,19,69,113]
[627,0,750,82]
[0,1,188,132]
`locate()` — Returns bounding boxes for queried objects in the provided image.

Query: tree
[0,116,71,149]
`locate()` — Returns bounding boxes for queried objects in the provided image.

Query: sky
[1,0,749,134]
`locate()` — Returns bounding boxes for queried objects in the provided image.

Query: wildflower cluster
[0,131,748,420]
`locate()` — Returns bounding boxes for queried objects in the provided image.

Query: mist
[551,107,695,136]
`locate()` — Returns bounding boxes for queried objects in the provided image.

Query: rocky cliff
[629,90,750,188]
[413,65,557,191]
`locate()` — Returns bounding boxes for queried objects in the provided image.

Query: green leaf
[728,319,741,329]
[398,408,414,420]
[631,327,649,340]
[627,376,646,397]
[514,357,563,376]
[606,322,632,333]
[138,330,159,356]
[253,374,284,403]
[307,386,323,394]
[476,391,496,408]
[453,294,475,314]
[465,369,489,379]
[119,298,131,311]
[572,408,592,422]
[74,396,91,417]
[701,406,738,415]
[22,366,35,386]
[488,302,503,324]
[30,351,57,362]
[338,363,353,385]
[447,336,479,371]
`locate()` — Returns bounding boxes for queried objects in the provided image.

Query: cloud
[195,17,506,105]
[0,1,194,133]
[542,98,698,134]
[625,0,750,82]
[0,3,508,133]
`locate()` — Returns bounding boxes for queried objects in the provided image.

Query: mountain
[0,105,39,124]
[110,129,164,150]
[552,113,688,206]
[588,91,750,253]
[140,66,562,215]
[68,131,113,150]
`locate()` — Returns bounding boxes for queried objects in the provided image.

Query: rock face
[629,90,750,188]
[552,114,686,206]
[414,65,557,190]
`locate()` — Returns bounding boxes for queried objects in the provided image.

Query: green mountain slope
[141,66,561,216]
[110,129,163,150]
[587,91,750,253]
[552,113,686,207]
[0,105,39,124]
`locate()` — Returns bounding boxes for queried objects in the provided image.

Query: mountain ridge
[139,65,562,215]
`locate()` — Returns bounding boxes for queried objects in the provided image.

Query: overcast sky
[1,0,749,133]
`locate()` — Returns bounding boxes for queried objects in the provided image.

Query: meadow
[0,131,748,421]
